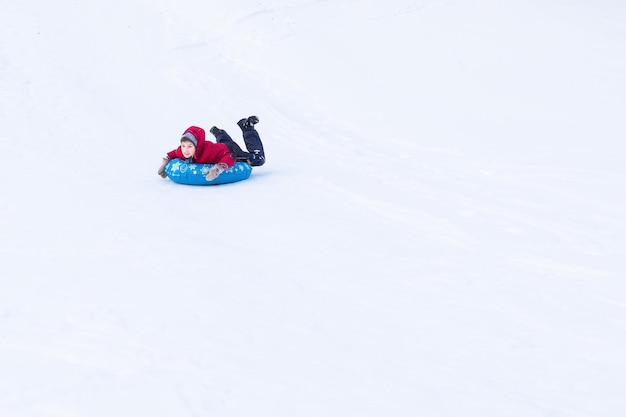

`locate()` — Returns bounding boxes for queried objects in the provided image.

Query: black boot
[209,126,224,138]
[237,115,259,131]
[247,150,265,166]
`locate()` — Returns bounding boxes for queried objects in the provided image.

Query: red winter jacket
[166,126,235,167]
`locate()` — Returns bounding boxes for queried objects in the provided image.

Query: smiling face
[180,139,196,159]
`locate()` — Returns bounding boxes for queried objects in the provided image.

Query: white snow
[1,0,626,416]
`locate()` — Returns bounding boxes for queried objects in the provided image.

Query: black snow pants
[215,128,266,167]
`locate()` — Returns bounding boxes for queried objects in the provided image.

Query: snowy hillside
[1,1,626,416]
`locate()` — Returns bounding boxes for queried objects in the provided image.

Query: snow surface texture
[1,1,625,416]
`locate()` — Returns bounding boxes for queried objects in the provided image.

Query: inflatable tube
[165,159,252,185]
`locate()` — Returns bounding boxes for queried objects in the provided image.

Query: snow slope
[1,0,626,416]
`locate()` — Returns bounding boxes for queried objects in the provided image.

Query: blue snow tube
[165,159,252,185]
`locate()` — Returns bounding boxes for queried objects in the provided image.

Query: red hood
[183,126,206,154]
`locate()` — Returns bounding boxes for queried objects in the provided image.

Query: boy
[158,116,266,181]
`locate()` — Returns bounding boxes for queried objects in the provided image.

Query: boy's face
[180,140,196,158]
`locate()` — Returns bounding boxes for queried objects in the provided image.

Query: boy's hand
[205,163,228,181]
[157,157,169,178]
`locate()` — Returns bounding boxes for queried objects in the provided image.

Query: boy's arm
[214,144,235,167]
[217,153,235,168]
[157,157,169,178]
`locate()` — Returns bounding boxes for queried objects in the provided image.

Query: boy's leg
[211,126,250,161]
[242,129,265,166]
[237,116,265,167]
